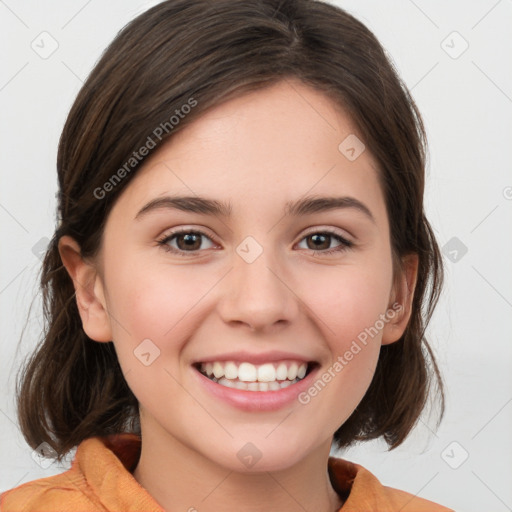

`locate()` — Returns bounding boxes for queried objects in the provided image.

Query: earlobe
[381,253,419,345]
[58,235,112,342]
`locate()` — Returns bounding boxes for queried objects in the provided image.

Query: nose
[217,247,299,333]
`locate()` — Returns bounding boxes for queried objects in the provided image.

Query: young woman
[1,0,452,510]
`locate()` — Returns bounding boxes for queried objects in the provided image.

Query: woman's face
[72,79,413,472]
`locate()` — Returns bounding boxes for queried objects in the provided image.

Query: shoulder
[1,434,161,512]
[328,456,454,512]
[0,468,103,512]
[376,483,454,512]
[0,436,121,511]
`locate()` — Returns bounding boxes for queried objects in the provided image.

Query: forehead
[160,79,366,166]
[109,79,386,227]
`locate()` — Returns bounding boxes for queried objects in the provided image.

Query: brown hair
[16,0,444,459]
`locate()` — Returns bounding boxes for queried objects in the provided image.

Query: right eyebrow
[135,195,232,220]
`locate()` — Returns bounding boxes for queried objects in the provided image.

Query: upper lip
[192,350,316,365]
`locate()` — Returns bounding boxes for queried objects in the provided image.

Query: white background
[1,1,511,511]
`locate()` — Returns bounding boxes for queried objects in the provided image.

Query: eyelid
[158,225,219,243]
[299,225,354,242]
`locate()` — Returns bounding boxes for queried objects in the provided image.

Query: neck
[132,420,343,512]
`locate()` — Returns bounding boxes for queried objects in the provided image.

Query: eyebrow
[135,194,375,223]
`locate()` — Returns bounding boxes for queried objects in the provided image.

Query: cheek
[104,257,219,367]
[108,257,191,330]
[102,261,210,404]
[306,261,393,348]
[299,258,393,405]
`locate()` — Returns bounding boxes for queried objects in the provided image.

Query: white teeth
[219,377,235,388]
[224,361,238,380]
[258,382,269,392]
[297,364,307,379]
[257,363,276,382]
[199,360,309,389]
[287,363,298,380]
[268,381,280,391]
[215,377,300,392]
[276,363,288,380]
[238,362,257,382]
[212,362,224,379]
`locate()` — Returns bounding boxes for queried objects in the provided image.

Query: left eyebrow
[134,194,375,224]
[285,195,375,223]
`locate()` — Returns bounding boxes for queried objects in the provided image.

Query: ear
[58,235,112,343]
[381,253,419,345]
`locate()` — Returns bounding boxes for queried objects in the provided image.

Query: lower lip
[192,365,319,412]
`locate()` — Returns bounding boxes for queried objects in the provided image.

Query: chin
[205,434,321,474]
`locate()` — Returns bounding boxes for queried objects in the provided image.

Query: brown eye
[297,231,353,255]
[306,233,331,250]
[175,232,203,251]
[158,229,216,255]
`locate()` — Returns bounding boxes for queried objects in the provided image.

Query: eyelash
[156,228,354,257]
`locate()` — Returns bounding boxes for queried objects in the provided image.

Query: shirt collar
[75,433,397,511]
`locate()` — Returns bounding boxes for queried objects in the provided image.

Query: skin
[59,78,418,512]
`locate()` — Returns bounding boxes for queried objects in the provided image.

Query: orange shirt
[1,433,454,511]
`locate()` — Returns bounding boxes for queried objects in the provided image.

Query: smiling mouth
[194,360,317,392]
